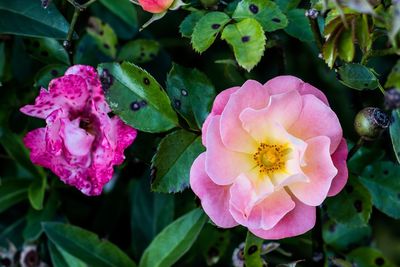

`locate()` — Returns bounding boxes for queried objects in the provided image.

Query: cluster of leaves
[180,0,314,71]
[0,0,399,266]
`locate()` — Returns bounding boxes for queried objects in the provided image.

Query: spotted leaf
[221,18,266,71]
[191,12,231,53]
[97,62,179,133]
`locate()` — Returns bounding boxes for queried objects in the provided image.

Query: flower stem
[378,82,386,95]
[306,9,324,51]
[244,231,265,267]
[65,7,80,44]
[348,137,365,160]
[64,7,80,63]
[66,0,98,10]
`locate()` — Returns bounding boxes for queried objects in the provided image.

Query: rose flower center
[253,143,292,174]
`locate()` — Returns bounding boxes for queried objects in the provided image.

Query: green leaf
[325,177,372,227]
[130,177,174,258]
[118,39,160,64]
[355,14,372,53]
[97,62,179,133]
[360,161,400,219]
[28,174,47,210]
[43,222,137,267]
[347,141,384,174]
[338,28,355,62]
[347,247,396,267]
[74,34,112,66]
[151,130,204,193]
[196,224,230,265]
[0,128,46,181]
[23,193,59,241]
[275,0,301,12]
[323,220,371,251]
[390,110,400,164]
[0,0,70,39]
[244,231,264,267]
[338,63,378,90]
[221,18,266,71]
[232,0,288,32]
[0,128,47,210]
[191,12,231,53]
[34,64,68,88]
[179,12,206,38]
[389,1,400,46]
[284,9,314,42]
[48,241,87,267]
[0,179,30,214]
[0,42,6,83]
[98,0,138,32]
[87,17,118,58]
[139,208,207,267]
[322,28,340,69]
[385,60,400,88]
[0,218,25,247]
[23,37,70,65]
[166,64,216,129]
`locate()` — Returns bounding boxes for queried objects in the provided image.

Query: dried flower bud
[354,107,390,140]
[0,242,17,267]
[384,88,400,110]
[232,243,245,267]
[19,245,39,267]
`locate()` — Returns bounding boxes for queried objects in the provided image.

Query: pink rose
[190,76,348,239]
[138,0,174,13]
[20,65,137,196]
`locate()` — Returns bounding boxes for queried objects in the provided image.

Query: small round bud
[354,107,390,140]
[41,0,51,8]
[63,40,71,50]
[384,88,400,110]
[305,9,319,19]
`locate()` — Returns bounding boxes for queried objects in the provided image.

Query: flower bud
[354,107,390,140]
[384,88,400,110]
[138,0,174,13]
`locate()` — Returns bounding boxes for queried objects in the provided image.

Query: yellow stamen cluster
[253,143,291,174]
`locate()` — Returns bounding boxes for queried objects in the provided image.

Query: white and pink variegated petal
[47,74,90,111]
[60,118,95,157]
[20,88,60,119]
[110,116,137,165]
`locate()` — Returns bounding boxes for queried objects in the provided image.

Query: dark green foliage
[0,0,399,266]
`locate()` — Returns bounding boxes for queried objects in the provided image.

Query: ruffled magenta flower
[190,76,348,239]
[20,65,137,196]
[138,0,174,13]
